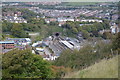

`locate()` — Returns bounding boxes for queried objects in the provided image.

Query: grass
[64,55,119,78]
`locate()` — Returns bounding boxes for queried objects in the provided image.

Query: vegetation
[18,9,42,21]
[2,19,77,40]
[11,23,30,38]
[102,32,113,39]
[2,49,74,78]
[54,41,117,70]
[61,20,110,39]
[64,55,118,78]
[51,65,72,78]
[2,3,119,78]
[118,1,120,15]
[2,49,53,78]
[2,37,119,78]
[2,8,42,21]
[2,21,30,38]
[2,7,111,40]
[53,32,120,77]
[112,32,120,51]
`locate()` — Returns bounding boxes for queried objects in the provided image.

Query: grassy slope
[64,55,119,78]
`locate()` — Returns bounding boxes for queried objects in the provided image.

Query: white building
[7,38,31,46]
[36,48,44,52]
[32,41,42,47]
[111,24,120,34]
[81,19,103,23]
[43,55,59,61]
[57,18,74,22]
[3,15,27,23]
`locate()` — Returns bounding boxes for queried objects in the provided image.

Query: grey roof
[0,41,14,44]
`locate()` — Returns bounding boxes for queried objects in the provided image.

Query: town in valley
[1,1,120,78]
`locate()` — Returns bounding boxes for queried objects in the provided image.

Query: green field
[64,55,119,78]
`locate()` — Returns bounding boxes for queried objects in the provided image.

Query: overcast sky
[1,0,119,2]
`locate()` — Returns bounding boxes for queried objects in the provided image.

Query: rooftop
[60,40,73,49]
[0,41,14,44]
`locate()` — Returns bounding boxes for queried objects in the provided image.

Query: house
[111,23,120,34]
[32,42,41,47]
[50,56,58,60]
[57,18,74,22]
[79,24,92,26]
[43,55,59,61]
[36,48,44,52]
[112,14,118,20]
[80,19,103,23]
[58,21,66,26]
[45,18,57,23]
[3,15,27,23]
[75,19,81,21]
[0,41,15,49]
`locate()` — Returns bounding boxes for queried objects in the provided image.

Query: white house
[81,19,102,23]
[111,24,120,34]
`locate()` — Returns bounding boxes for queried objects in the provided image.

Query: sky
[1,0,119,2]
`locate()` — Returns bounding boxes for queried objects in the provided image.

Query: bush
[112,32,120,50]
[2,49,53,78]
[54,41,116,70]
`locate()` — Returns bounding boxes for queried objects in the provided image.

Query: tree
[2,49,53,78]
[81,30,90,39]
[49,22,58,26]
[54,41,114,70]
[2,21,13,32]
[18,9,41,21]
[72,27,78,33]
[61,24,71,29]
[11,23,29,38]
[102,32,112,39]
[112,32,120,50]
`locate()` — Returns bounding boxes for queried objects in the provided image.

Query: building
[57,18,74,22]
[0,41,15,49]
[45,18,57,23]
[32,42,41,47]
[79,24,92,26]
[59,40,74,50]
[80,19,103,23]
[36,48,44,52]
[58,21,66,26]
[7,38,31,46]
[111,23,120,34]
[3,16,27,23]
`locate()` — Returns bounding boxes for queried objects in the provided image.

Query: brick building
[0,41,15,49]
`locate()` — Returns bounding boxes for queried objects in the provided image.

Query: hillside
[64,55,119,78]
